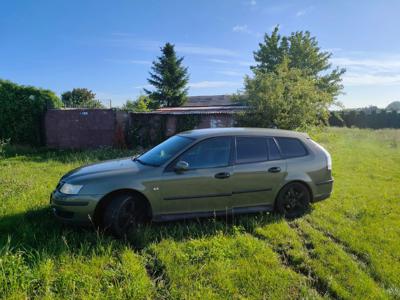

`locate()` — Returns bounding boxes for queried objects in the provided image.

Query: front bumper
[50,190,103,224]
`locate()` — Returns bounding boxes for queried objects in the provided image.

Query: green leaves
[0,79,61,146]
[61,88,104,108]
[145,43,189,108]
[239,27,345,130]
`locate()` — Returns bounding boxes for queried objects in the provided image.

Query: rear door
[158,136,234,215]
[230,136,287,210]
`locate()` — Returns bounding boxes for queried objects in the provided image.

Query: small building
[155,95,246,132]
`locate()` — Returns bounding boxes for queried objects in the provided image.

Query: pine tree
[145,43,189,108]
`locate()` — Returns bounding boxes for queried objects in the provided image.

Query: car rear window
[275,137,307,158]
[236,137,268,163]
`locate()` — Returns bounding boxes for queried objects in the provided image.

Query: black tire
[275,182,311,219]
[103,194,139,238]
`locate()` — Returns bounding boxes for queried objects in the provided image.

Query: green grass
[1,128,400,299]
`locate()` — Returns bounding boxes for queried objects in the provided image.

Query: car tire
[103,193,139,238]
[275,182,311,219]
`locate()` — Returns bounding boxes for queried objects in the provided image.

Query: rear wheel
[275,182,310,219]
[103,194,140,237]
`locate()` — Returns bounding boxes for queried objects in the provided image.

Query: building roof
[178,127,310,139]
[184,95,236,107]
[154,105,246,115]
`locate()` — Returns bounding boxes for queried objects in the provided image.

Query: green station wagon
[51,128,333,236]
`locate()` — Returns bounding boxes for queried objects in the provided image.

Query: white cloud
[105,35,238,57]
[206,58,230,64]
[296,6,314,17]
[176,45,237,57]
[332,53,400,86]
[217,70,245,76]
[133,84,152,89]
[232,25,262,37]
[105,59,151,65]
[233,25,250,34]
[189,81,242,89]
[207,58,253,67]
[343,73,400,86]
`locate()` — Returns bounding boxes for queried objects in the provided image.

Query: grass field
[0,127,399,299]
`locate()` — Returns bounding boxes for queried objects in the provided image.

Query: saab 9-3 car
[51,128,333,236]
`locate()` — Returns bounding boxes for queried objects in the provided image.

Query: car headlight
[60,183,83,195]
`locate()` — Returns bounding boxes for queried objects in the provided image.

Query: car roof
[178,127,309,139]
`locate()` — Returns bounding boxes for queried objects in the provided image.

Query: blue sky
[1,0,400,108]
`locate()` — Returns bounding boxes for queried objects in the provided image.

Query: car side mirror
[174,160,189,173]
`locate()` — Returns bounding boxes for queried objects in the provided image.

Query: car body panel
[50,127,333,224]
[230,159,287,208]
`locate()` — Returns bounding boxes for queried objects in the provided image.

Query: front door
[158,136,234,216]
[230,136,287,210]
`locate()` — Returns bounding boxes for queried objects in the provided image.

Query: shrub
[0,80,62,146]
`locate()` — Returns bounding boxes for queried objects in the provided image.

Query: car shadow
[0,204,303,254]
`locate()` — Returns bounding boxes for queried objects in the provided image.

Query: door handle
[268,167,281,173]
[214,172,231,179]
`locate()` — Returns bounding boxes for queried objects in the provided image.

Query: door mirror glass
[175,160,189,172]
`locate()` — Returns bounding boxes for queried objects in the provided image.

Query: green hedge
[0,80,62,146]
[329,110,400,129]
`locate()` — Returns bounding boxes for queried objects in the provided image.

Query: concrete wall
[45,109,235,149]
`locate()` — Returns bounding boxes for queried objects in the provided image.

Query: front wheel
[275,182,311,219]
[103,194,139,237]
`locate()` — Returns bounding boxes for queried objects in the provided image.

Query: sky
[1,0,400,108]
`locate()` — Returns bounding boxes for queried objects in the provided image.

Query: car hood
[62,157,144,181]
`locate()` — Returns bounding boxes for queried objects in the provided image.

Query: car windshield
[136,135,194,166]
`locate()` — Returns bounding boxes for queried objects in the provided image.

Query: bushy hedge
[0,80,62,146]
[329,110,400,129]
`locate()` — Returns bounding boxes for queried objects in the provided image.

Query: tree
[252,26,345,98]
[237,27,345,129]
[386,101,400,111]
[237,59,333,129]
[61,88,104,108]
[145,43,189,108]
[122,95,151,112]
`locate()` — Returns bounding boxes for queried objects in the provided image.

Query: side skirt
[152,205,274,222]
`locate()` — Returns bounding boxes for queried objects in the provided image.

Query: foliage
[145,43,189,108]
[238,26,345,129]
[329,109,400,129]
[128,114,167,149]
[252,26,345,98]
[386,101,400,111]
[121,95,151,112]
[237,59,334,129]
[61,88,105,108]
[0,128,399,298]
[0,79,62,146]
[176,114,201,133]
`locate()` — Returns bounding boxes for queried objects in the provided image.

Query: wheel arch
[275,180,313,206]
[93,189,153,226]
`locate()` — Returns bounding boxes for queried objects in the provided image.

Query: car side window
[275,137,307,158]
[268,138,281,160]
[236,137,268,163]
[178,137,231,169]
